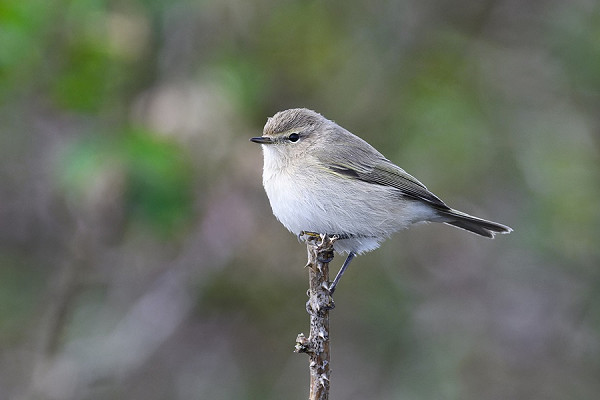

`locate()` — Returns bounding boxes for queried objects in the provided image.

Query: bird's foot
[326,281,337,295]
[298,231,321,242]
[317,252,334,263]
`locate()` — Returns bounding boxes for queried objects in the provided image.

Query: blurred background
[1,0,599,399]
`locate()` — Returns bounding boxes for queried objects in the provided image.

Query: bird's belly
[263,170,434,239]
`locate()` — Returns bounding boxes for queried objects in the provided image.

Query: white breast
[259,145,434,254]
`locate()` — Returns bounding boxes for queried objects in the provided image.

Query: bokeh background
[1,0,599,399]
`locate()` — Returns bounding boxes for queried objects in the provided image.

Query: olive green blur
[0,1,599,399]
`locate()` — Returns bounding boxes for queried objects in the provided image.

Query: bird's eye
[288,133,300,142]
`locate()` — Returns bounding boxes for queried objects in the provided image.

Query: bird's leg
[299,232,355,292]
[316,233,334,263]
[328,252,356,294]
[299,231,336,263]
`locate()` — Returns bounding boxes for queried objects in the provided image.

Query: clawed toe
[317,254,334,263]
[299,231,321,242]
[326,282,337,295]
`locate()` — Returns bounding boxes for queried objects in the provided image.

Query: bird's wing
[313,129,450,210]
[325,157,450,210]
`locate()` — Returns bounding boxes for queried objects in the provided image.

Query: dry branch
[295,234,336,400]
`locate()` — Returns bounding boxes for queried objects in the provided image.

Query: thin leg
[328,252,356,294]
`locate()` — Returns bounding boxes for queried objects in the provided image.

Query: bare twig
[295,233,335,400]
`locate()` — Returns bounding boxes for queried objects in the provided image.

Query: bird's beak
[250,136,274,144]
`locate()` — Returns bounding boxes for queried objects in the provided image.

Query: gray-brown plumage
[252,108,512,253]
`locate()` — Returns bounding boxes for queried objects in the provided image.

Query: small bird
[251,108,512,293]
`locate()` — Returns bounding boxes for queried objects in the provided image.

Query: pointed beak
[250,136,274,144]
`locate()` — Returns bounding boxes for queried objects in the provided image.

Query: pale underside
[261,145,436,254]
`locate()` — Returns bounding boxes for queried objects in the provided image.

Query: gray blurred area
[1,0,599,399]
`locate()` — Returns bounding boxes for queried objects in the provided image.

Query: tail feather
[437,209,512,238]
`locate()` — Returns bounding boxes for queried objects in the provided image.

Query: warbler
[251,108,512,292]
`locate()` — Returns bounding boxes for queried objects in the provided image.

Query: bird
[251,108,512,293]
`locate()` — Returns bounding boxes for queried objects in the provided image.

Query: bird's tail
[436,208,512,238]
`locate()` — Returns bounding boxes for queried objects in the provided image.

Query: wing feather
[327,160,450,210]
[315,127,450,210]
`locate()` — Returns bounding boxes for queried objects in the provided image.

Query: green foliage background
[1,0,599,399]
